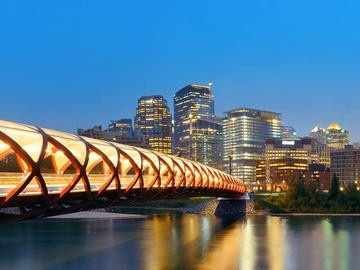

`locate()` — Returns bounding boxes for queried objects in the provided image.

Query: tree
[328,174,340,200]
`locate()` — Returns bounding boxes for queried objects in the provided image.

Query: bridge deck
[0,119,245,220]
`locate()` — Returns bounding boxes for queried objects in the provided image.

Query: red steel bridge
[0,120,245,220]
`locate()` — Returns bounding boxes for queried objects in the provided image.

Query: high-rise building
[310,125,327,145]
[331,145,360,188]
[173,83,221,168]
[326,123,349,149]
[135,95,172,154]
[183,118,223,169]
[222,108,282,185]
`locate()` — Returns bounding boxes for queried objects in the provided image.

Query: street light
[228,155,232,175]
[189,113,193,159]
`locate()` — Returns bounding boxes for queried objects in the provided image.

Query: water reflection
[0,214,360,269]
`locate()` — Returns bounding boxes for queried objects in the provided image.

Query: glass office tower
[173,84,222,169]
[183,118,223,169]
[135,95,172,154]
[222,108,282,185]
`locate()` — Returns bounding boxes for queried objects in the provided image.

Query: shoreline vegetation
[254,175,360,214]
[111,175,360,216]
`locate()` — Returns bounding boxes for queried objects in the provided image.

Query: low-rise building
[255,138,323,191]
[331,145,360,188]
[77,126,104,140]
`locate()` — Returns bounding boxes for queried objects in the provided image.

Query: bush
[255,174,360,214]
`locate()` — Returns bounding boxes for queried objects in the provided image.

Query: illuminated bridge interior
[0,120,245,220]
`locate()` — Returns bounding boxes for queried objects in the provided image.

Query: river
[0,214,359,270]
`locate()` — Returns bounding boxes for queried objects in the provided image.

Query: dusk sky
[1,0,359,141]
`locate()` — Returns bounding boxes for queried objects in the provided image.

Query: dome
[311,125,325,133]
[327,123,342,130]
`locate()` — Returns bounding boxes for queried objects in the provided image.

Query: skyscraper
[310,125,327,145]
[222,108,282,185]
[310,125,330,167]
[135,95,172,154]
[326,123,349,149]
[173,83,222,169]
[173,84,214,154]
[185,118,223,169]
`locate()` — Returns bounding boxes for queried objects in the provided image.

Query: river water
[0,214,359,270]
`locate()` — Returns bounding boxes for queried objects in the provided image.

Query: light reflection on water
[0,214,360,270]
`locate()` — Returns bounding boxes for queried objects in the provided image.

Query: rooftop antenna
[209,81,212,96]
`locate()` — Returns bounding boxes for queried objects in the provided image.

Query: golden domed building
[326,123,349,149]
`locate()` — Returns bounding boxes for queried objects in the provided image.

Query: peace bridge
[0,120,245,220]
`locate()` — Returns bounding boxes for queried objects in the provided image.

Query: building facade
[303,164,331,191]
[264,138,317,184]
[223,108,282,185]
[77,126,104,140]
[256,138,329,191]
[310,125,327,145]
[107,134,150,149]
[173,83,222,168]
[173,84,214,156]
[326,123,349,149]
[331,145,360,188]
[107,119,133,136]
[185,118,223,169]
[281,126,299,140]
[135,95,172,154]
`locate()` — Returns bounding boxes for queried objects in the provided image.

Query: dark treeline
[256,175,360,213]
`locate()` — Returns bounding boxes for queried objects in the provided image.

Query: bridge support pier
[185,193,254,217]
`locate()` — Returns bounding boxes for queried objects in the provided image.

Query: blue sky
[1,0,359,141]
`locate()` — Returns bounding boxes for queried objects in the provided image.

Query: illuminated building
[314,144,331,168]
[135,95,172,154]
[256,138,319,191]
[182,118,223,169]
[223,108,282,185]
[309,126,332,168]
[107,119,133,135]
[281,126,299,140]
[331,145,360,188]
[310,125,327,145]
[173,83,221,168]
[326,123,349,149]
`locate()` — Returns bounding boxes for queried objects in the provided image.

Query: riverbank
[47,210,145,219]
[254,192,360,215]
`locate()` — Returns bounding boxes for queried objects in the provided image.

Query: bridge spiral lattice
[0,120,245,220]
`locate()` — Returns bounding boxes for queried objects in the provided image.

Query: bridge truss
[0,120,245,220]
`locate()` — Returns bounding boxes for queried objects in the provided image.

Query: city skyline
[1,1,360,141]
